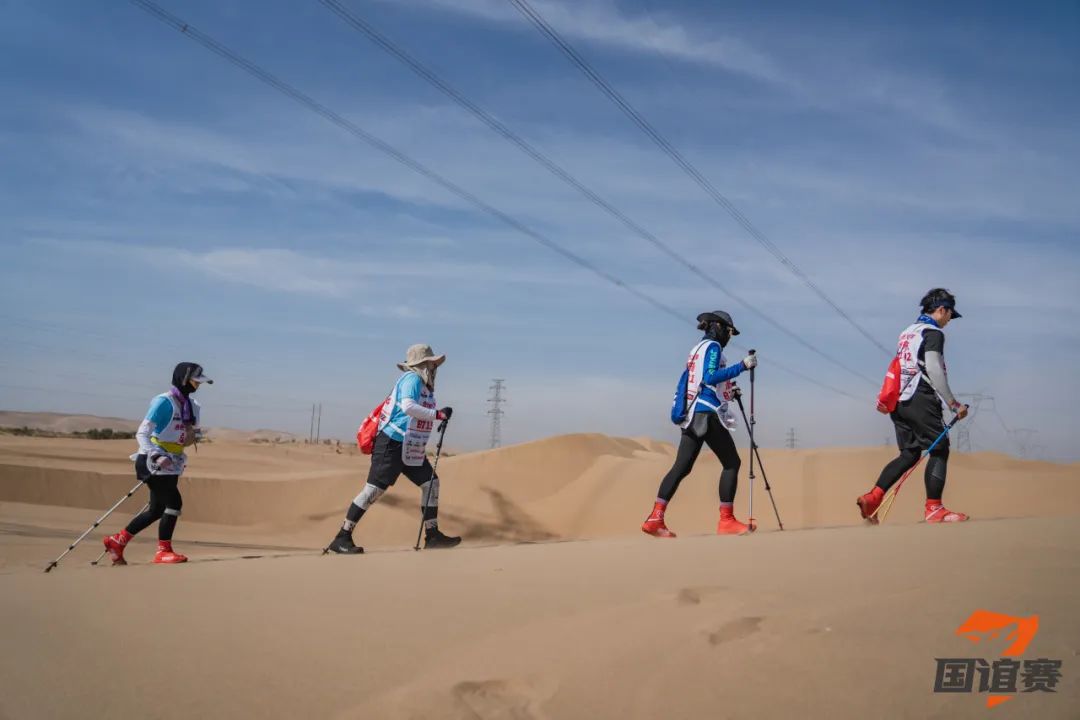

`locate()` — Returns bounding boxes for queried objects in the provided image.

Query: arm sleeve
[920,329,957,406]
[398,375,437,421]
[192,399,204,440]
[401,397,438,421]
[923,351,957,407]
[702,345,744,385]
[136,419,155,455]
[137,397,171,454]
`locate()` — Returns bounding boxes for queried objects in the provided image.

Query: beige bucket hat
[396,344,446,372]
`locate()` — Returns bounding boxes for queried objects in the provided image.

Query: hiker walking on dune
[858,288,969,523]
[103,362,213,565]
[643,311,758,538]
[327,344,461,554]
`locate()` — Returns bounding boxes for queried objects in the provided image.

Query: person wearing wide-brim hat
[327,344,460,553]
[642,311,758,538]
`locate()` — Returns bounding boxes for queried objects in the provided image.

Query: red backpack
[356,397,391,454]
[876,356,901,414]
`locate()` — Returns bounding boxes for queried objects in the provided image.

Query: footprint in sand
[705,616,764,645]
[676,585,727,605]
[451,679,551,720]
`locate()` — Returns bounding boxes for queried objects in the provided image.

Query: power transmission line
[785,427,796,449]
[507,0,893,357]
[124,0,865,403]
[1010,428,1038,459]
[954,392,990,453]
[317,0,875,387]
[488,379,506,448]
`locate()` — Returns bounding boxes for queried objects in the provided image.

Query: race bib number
[402,431,429,466]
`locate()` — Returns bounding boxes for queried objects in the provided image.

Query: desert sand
[1,431,1078,719]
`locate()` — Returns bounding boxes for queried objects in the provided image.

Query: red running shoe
[642,501,676,538]
[103,530,132,566]
[857,486,885,523]
[925,501,969,523]
[716,505,750,535]
[153,541,188,564]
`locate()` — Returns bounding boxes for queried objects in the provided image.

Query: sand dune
[2,433,1077,548]
[1,432,1078,718]
[0,410,140,434]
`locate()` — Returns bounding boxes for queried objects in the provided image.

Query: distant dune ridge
[0,410,301,443]
[1,415,1078,719]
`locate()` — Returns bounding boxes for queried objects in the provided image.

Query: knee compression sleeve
[420,476,440,508]
[352,483,386,511]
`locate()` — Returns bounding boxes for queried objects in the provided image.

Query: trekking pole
[871,409,966,524]
[731,385,784,530]
[91,501,149,565]
[414,418,449,551]
[747,350,757,532]
[44,481,145,573]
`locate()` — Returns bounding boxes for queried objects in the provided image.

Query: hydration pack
[876,356,901,414]
[670,368,692,425]
[356,396,391,454]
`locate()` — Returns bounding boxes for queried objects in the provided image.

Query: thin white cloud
[25,237,602,299]
[389,0,788,83]
[180,247,355,298]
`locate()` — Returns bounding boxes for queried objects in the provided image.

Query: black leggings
[657,413,741,503]
[875,446,949,499]
[126,455,183,541]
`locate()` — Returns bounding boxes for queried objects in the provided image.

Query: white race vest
[402,384,437,466]
[141,393,201,476]
[897,322,938,402]
[682,340,738,430]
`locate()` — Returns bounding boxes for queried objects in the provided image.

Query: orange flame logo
[955,610,1039,708]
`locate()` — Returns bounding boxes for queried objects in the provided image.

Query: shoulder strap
[685,340,716,411]
[899,324,943,398]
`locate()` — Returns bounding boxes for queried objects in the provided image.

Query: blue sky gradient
[2,0,1077,458]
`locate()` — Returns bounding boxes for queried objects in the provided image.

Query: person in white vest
[102,362,212,565]
[643,311,758,537]
[327,344,460,554]
[857,289,969,523]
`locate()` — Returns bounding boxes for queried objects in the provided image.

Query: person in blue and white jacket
[103,362,212,565]
[642,311,758,538]
[328,344,460,554]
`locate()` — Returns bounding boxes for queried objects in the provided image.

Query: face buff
[170,362,205,423]
[416,362,437,389]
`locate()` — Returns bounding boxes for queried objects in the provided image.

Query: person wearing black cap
[102,362,213,565]
[642,311,758,537]
[858,289,969,523]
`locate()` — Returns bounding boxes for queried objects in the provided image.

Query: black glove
[436,407,453,421]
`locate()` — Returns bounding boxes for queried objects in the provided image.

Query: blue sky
[1,0,1078,458]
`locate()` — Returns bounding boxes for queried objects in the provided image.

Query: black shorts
[366,432,436,489]
[891,390,948,452]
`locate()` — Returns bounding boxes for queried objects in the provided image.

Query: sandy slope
[1,433,1078,718]
[1,516,1077,719]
